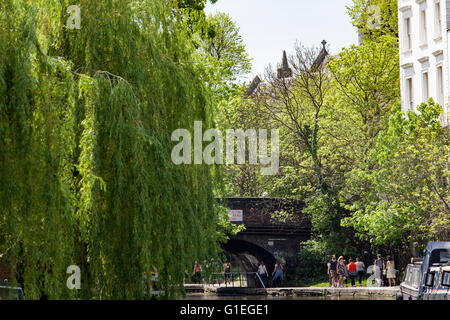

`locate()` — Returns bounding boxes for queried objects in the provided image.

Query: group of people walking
[193,259,284,288]
[327,255,366,288]
[257,260,284,288]
[192,260,235,284]
[193,253,397,288]
[374,254,397,287]
[327,254,397,287]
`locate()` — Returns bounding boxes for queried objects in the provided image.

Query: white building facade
[398,0,450,126]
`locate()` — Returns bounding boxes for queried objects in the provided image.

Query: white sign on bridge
[228,210,243,222]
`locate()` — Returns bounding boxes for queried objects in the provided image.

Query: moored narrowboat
[398,242,450,300]
[422,265,450,300]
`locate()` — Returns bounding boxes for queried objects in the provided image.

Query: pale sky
[205,0,358,80]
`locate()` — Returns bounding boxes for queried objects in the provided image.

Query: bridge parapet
[218,197,310,229]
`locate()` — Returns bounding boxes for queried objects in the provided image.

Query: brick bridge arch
[221,238,276,274]
[219,198,311,284]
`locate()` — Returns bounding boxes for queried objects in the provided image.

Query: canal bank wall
[185,284,399,298]
[265,287,399,299]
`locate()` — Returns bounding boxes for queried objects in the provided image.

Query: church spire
[277,50,292,79]
[312,40,330,70]
[282,50,289,70]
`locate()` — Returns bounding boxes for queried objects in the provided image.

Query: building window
[422,72,429,101]
[405,18,412,50]
[435,2,442,38]
[420,10,427,45]
[406,78,414,110]
[437,66,444,105]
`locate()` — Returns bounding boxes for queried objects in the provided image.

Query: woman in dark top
[355,257,366,286]
[328,255,338,287]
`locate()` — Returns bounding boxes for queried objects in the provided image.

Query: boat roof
[422,242,450,273]
[418,242,450,295]
[426,242,450,252]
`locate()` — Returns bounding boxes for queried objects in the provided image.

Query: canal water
[183,294,395,300]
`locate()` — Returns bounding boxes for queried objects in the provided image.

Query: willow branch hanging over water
[0,0,223,299]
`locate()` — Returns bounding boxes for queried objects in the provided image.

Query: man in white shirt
[257,261,269,288]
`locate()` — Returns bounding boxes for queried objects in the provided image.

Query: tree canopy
[0,0,242,299]
[217,0,448,264]
[342,101,450,248]
[347,0,398,39]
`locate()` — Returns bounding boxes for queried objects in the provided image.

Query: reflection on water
[182,294,395,301]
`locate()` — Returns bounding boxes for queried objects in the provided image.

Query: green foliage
[194,12,252,101]
[0,0,77,299]
[328,36,399,136]
[203,13,251,80]
[342,100,450,248]
[207,0,446,282]
[296,240,331,286]
[347,0,398,39]
[178,0,212,10]
[317,34,400,196]
[215,204,245,243]
[0,0,233,299]
[215,5,407,272]
[292,35,401,259]
[215,89,269,197]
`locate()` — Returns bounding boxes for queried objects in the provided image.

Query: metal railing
[204,272,266,289]
[0,280,25,300]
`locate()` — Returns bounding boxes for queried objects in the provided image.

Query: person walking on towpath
[328,255,338,288]
[327,260,332,287]
[386,256,396,287]
[347,258,357,287]
[257,261,269,288]
[355,257,366,286]
[337,256,346,288]
[193,262,202,284]
[272,259,284,287]
[374,254,385,287]
[223,261,232,285]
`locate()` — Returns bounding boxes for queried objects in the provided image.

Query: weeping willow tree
[0,0,224,299]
